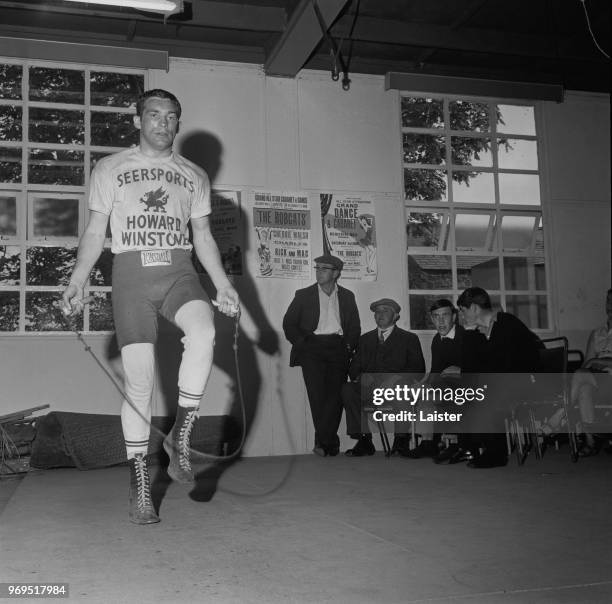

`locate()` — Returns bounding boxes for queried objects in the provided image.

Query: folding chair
[506,337,579,464]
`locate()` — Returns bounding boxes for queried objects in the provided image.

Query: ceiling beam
[331,15,598,61]
[414,0,488,67]
[264,0,350,77]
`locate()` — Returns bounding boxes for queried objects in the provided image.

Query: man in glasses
[283,254,361,456]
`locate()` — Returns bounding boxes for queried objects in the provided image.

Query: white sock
[121,343,155,460]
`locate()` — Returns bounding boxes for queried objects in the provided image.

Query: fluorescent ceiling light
[63,0,183,17]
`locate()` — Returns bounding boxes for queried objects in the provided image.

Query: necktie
[379,330,386,343]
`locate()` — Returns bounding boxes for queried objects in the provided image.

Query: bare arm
[60,210,108,314]
[191,215,239,317]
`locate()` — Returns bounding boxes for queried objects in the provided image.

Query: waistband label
[141,250,172,266]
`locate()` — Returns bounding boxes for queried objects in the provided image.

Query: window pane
[28,149,84,185]
[0,105,22,141]
[29,67,84,104]
[452,171,494,203]
[408,255,452,288]
[505,294,548,329]
[0,245,20,284]
[0,64,22,100]
[406,211,447,249]
[504,257,546,290]
[90,249,114,286]
[90,72,144,107]
[451,136,492,167]
[401,97,443,128]
[403,133,445,164]
[497,105,535,136]
[26,246,77,285]
[454,213,495,250]
[91,111,139,147]
[0,147,22,183]
[404,169,447,201]
[0,291,19,330]
[450,101,489,132]
[0,196,17,236]
[457,256,499,289]
[500,215,537,251]
[31,196,79,238]
[89,292,114,331]
[409,293,443,330]
[26,291,80,331]
[29,108,84,144]
[499,174,540,206]
[498,139,538,170]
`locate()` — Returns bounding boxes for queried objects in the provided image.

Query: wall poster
[320,192,377,280]
[193,189,243,275]
[250,190,312,279]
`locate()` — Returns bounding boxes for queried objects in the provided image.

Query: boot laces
[178,408,198,471]
[133,455,153,510]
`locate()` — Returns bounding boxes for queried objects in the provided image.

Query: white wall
[540,91,611,352]
[1,60,610,456]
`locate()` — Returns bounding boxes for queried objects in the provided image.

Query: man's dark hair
[136,89,182,118]
[457,287,492,310]
[429,298,456,314]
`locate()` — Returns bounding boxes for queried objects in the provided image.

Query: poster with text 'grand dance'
[320,192,377,280]
[250,190,311,279]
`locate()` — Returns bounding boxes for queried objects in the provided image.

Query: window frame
[0,58,147,335]
[401,92,551,333]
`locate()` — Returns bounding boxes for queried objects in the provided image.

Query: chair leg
[377,421,391,457]
[504,418,513,457]
[529,409,542,460]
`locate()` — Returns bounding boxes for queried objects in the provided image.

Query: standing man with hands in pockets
[283,255,360,457]
[61,89,239,525]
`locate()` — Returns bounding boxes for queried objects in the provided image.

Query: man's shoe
[390,434,411,456]
[313,446,328,457]
[433,444,459,464]
[327,446,340,457]
[345,435,375,457]
[128,453,160,525]
[401,439,438,459]
[448,449,474,465]
[467,450,508,468]
[164,405,198,484]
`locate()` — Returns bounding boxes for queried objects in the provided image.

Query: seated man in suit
[418,299,472,464]
[341,298,425,456]
[457,286,542,468]
[283,254,361,457]
[398,298,467,460]
[571,288,612,456]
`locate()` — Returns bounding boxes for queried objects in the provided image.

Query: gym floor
[1,450,611,603]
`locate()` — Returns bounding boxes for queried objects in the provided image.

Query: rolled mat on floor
[30,412,240,470]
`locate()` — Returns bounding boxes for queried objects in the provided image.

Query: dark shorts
[112,249,210,349]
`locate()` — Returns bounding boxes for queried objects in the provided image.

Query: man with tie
[420,299,472,463]
[341,298,425,456]
[283,255,361,456]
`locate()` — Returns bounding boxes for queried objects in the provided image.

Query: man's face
[373,305,398,330]
[134,96,179,153]
[314,264,338,287]
[430,306,455,336]
[458,303,478,328]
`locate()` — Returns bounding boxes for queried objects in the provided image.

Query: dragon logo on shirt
[140,187,169,213]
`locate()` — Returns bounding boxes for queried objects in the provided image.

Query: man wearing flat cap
[283,254,361,456]
[341,297,425,456]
